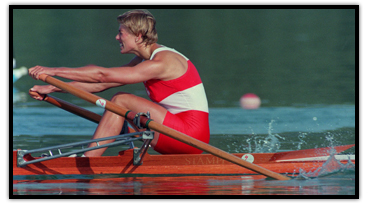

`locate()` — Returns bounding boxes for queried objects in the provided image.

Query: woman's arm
[62,81,124,93]
[28,56,145,83]
[29,55,166,85]
[30,81,123,95]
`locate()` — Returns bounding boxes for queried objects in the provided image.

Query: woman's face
[116,25,137,54]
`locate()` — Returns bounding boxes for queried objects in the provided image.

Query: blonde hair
[117,10,158,46]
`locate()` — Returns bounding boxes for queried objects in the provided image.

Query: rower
[28,9,210,156]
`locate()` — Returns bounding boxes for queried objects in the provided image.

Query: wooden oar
[29,90,101,123]
[29,90,139,132]
[37,74,291,180]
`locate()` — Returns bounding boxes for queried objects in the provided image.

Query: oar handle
[37,74,290,180]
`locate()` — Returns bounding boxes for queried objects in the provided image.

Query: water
[12,93,356,196]
[13,101,356,154]
[13,172,356,196]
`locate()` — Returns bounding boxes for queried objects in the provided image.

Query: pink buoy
[240,93,261,109]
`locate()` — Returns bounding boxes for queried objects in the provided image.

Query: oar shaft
[30,91,140,132]
[29,90,101,123]
[38,74,290,180]
[47,95,102,123]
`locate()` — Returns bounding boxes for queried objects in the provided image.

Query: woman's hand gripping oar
[37,74,291,181]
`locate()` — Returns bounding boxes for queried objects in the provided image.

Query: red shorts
[152,110,210,154]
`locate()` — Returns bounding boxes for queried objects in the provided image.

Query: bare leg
[84,92,167,157]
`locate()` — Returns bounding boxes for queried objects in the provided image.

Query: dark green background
[12,8,356,107]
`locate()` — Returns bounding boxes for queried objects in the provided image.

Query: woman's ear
[135,33,143,43]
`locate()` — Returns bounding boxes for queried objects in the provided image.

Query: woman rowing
[28,9,210,156]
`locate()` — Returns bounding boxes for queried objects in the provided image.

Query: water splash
[296,147,355,179]
[228,120,287,153]
[253,120,285,153]
[294,132,307,150]
[325,132,337,147]
[225,120,284,153]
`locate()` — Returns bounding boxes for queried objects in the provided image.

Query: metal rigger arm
[17,111,155,167]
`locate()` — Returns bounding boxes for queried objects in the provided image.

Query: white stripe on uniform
[159,83,209,114]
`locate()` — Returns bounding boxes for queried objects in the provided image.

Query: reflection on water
[13,170,355,195]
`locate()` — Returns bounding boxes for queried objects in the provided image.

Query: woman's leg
[84,92,167,157]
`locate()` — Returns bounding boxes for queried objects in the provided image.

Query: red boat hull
[13,145,355,177]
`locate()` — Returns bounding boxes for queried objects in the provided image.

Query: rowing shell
[13,144,355,177]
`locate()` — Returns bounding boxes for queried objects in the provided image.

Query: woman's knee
[110,92,132,106]
[109,92,167,123]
